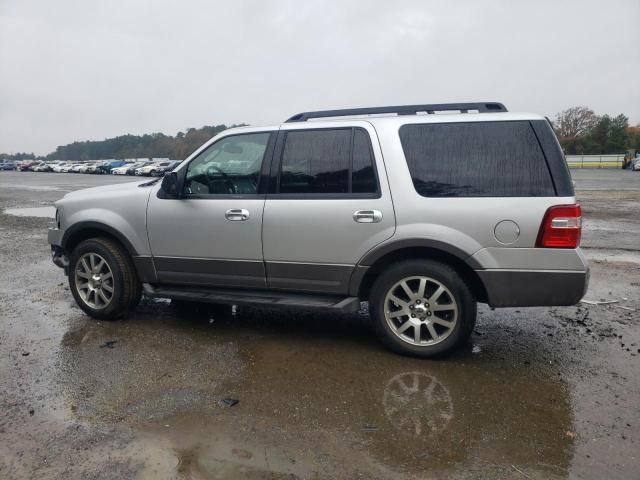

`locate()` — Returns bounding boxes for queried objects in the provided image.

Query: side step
[142,284,361,313]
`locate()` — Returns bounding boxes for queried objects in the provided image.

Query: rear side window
[399,121,555,197]
[279,128,378,195]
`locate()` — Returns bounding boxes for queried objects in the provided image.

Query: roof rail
[285,102,507,122]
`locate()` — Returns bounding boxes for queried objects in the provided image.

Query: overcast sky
[1,0,639,155]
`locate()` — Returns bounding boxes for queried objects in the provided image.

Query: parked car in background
[0,161,16,170]
[78,163,98,174]
[97,160,126,174]
[53,162,69,173]
[85,162,104,174]
[59,163,77,173]
[112,162,141,175]
[18,161,39,171]
[135,160,179,176]
[31,162,49,171]
[112,161,152,175]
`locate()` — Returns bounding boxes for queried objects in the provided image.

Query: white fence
[565,154,625,169]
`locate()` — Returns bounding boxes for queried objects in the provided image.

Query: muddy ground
[0,170,638,479]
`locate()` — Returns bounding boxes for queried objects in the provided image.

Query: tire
[68,238,141,320]
[370,259,476,358]
[150,170,156,177]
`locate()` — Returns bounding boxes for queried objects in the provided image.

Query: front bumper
[477,268,590,307]
[48,228,69,271]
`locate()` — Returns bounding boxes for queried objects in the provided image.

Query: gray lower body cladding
[477,269,589,307]
[49,226,590,308]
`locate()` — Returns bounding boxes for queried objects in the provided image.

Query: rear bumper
[477,268,590,307]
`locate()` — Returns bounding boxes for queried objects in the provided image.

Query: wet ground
[0,170,638,479]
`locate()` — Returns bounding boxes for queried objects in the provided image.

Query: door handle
[353,210,382,223]
[225,208,250,221]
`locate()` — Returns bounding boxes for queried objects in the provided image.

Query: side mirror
[161,171,181,198]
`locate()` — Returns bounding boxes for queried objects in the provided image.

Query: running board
[142,284,361,313]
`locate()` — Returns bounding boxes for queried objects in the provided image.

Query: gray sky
[1,0,639,155]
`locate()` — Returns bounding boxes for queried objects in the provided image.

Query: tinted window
[351,128,377,193]
[280,129,351,194]
[399,121,555,197]
[184,132,270,195]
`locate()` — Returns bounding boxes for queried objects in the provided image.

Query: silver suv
[48,102,589,357]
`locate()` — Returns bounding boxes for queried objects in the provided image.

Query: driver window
[184,132,270,195]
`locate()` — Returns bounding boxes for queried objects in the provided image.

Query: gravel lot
[0,169,638,479]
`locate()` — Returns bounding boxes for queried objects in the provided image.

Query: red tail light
[536,204,582,248]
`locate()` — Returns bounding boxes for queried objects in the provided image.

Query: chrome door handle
[353,210,382,223]
[225,208,250,221]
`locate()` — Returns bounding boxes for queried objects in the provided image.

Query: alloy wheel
[384,276,458,346]
[74,253,115,309]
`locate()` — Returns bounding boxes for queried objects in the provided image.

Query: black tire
[150,170,157,177]
[68,238,141,320]
[370,259,476,358]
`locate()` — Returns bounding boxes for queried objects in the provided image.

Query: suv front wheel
[370,260,476,358]
[69,238,141,320]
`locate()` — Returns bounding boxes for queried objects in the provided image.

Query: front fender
[62,208,150,256]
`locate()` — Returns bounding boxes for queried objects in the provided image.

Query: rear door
[262,122,395,294]
[147,130,275,288]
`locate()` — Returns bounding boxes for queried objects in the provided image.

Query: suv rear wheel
[370,260,476,357]
[69,238,141,320]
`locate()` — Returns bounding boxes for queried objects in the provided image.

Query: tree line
[0,124,239,162]
[43,124,240,161]
[553,107,639,155]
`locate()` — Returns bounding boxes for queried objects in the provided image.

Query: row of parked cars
[2,159,181,176]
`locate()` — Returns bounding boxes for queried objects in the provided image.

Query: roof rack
[285,102,507,122]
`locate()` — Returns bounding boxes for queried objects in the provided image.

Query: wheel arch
[62,221,138,257]
[354,243,488,304]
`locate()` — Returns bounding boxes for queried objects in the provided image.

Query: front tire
[370,260,476,358]
[69,238,141,320]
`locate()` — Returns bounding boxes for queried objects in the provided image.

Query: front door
[262,123,395,294]
[147,130,275,288]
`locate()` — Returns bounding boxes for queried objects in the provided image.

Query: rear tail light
[536,204,582,248]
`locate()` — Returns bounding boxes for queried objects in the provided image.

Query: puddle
[55,307,574,479]
[4,206,56,218]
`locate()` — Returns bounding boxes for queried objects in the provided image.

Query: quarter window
[278,128,378,195]
[399,121,555,197]
[184,133,270,195]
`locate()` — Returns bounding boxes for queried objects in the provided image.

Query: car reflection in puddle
[383,371,454,438]
[57,302,574,479]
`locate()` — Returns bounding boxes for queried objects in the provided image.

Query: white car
[52,163,69,173]
[632,157,640,171]
[111,164,135,175]
[135,161,172,176]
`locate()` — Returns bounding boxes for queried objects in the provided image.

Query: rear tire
[370,260,476,358]
[69,238,141,320]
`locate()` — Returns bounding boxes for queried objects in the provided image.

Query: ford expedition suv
[48,102,589,357]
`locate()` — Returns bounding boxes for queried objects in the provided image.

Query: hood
[58,179,155,202]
